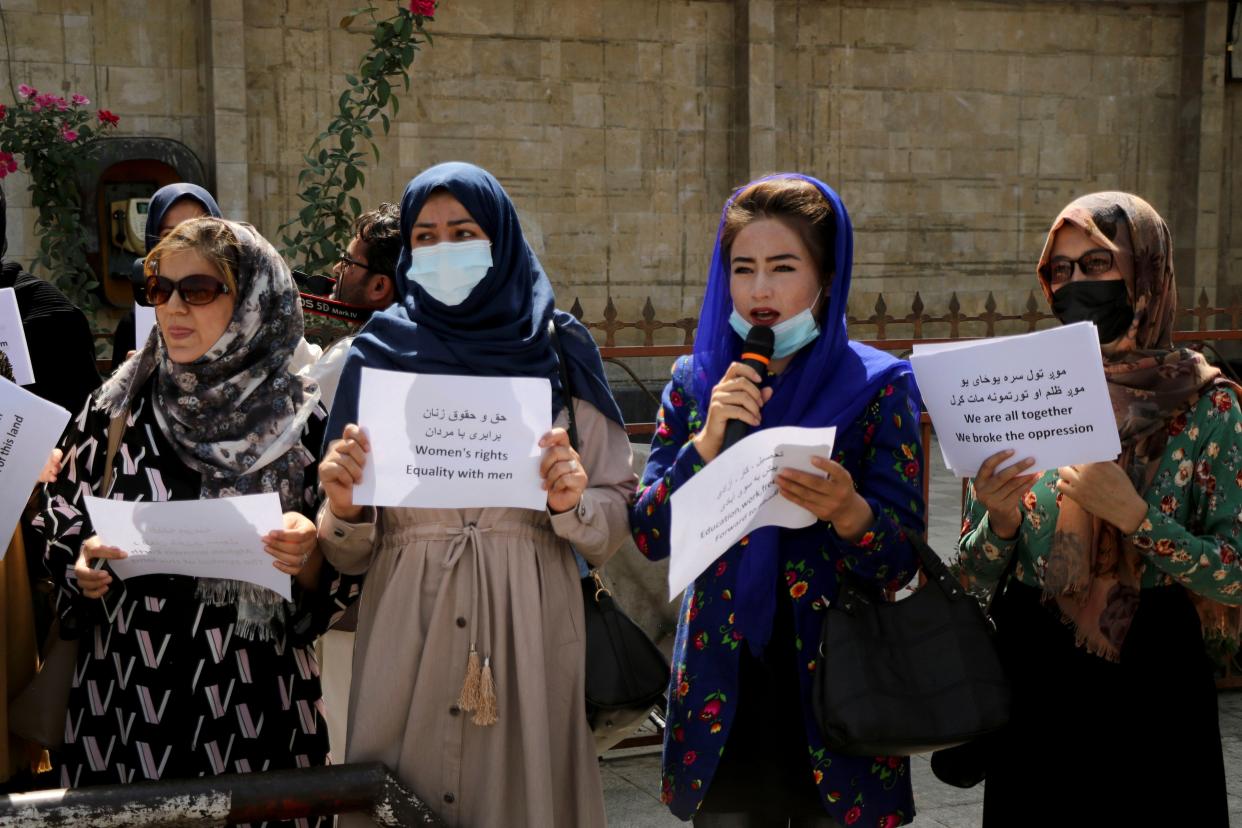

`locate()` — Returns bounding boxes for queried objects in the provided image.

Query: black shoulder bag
[812,531,1014,762]
[548,321,670,730]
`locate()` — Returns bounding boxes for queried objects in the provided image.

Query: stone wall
[0,0,1236,349]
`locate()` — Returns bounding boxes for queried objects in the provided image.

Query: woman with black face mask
[957,193,1239,827]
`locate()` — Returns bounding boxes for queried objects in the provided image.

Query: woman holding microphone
[631,175,926,827]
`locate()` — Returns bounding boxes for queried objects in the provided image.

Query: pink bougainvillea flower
[0,151,16,179]
[54,96,70,111]
[409,0,435,17]
[0,105,6,120]
[17,84,35,99]
[60,125,78,142]
[97,109,119,126]
[71,93,90,105]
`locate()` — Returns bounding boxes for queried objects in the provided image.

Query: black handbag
[929,541,1020,787]
[548,322,670,729]
[580,568,670,724]
[812,531,1011,757]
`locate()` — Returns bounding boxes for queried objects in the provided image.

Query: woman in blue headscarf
[110,183,222,370]
[316,162,636,828]
[631,175,926,827]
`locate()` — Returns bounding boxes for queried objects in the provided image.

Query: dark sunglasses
[1039,248,1116,286]
[144,274,231,306]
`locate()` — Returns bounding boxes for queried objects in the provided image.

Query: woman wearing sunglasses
[959,193,1239,827]
[34,218,359,817]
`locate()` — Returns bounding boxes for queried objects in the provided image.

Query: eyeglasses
[144,274,231,306]
[1040,248,1116,286]
[337,252,371,273]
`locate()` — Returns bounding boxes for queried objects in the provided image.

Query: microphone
[721,325,775,452]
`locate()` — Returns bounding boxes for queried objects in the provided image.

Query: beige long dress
[318,399,636,828]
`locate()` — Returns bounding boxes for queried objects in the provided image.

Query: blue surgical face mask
[728,290,822,359]
[405,239,493,306]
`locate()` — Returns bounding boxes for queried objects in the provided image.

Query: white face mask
[404,239,493,306]
[728,289,822,359]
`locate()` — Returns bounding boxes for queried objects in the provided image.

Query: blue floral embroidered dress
[630,355,926,827]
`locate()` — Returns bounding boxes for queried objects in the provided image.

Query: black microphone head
[742,324,775,359]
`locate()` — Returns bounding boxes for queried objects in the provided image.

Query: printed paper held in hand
[354,367,551,511]
[0,378,69,559]
[83,492,291,600]
[0,288,34,385]
[911,322,1121,477]
[668,426,836,600]
[133,305,157,350]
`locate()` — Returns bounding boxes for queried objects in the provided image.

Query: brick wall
[0,0,1234,349]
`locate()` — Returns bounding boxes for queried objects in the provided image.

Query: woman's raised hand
[320,424,370,522]
[972,449,1038,540]
[540,428,588,514]
[692,362,774,464]
[74,535,127,599]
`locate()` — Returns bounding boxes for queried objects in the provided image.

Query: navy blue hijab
[326,162,623,442]
[693,173,919,652]
[145,183,222,252]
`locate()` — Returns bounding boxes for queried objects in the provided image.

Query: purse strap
[546,319,580,453]
[905,527,1020,614]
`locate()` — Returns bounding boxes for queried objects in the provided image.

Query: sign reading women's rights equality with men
[354,368,551,511]
[0,377,69,558]
[911,321,1121,477]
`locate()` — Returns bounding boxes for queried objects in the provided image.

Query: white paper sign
[911,322,1121,477]
[0,378,69,559]
[668,426,836,600]
[83,492,291,600]
[134,305,157,349]
[354,368,551,511]
[0,288,34,385]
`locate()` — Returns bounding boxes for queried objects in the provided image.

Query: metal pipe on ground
[0,762,443,827]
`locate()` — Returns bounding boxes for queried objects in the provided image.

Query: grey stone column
[733,0,777,184]
[203,0,249,221]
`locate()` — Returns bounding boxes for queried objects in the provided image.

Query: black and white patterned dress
[35,379,360,824]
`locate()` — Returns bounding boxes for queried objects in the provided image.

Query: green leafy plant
[0,85,120,312]
[280,1,436,274]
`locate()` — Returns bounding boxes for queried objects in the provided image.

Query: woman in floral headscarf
[959,193,1239,827]
[34,218,359,823]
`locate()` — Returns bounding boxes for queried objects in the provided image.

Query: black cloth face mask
[1051,279,1133,343]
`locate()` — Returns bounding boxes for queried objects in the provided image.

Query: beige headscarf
[1037,192,1239,660]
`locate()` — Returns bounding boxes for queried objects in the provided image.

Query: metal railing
[0,762,443,827]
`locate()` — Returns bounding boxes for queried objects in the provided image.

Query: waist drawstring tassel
[474,656,498,727]
[458,644,482,712]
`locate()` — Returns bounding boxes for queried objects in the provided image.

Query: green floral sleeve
[957,481,1021,590]
[1126,388,1242,604]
